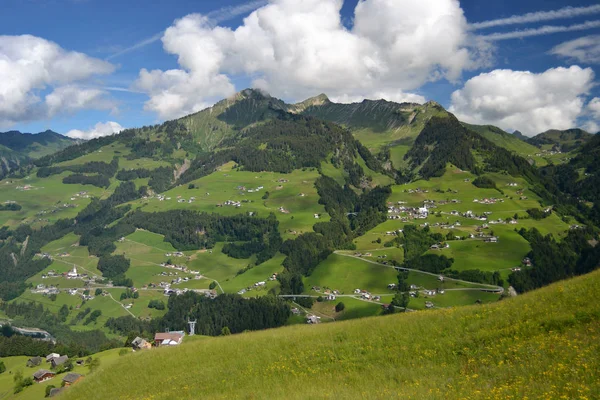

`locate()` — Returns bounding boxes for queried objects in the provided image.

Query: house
[485,237,499,243]
[33,369,55,383]
[326,294,336,301]
[154,331,185,346]
[306,315,321,324]
[51,355,69,368]
[131,337,152,350]
[62,373,83,386]
[46,353,60,363]
[425,301,434,309]
[26,356,43,368]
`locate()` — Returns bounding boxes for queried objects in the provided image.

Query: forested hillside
[0,89,598,383]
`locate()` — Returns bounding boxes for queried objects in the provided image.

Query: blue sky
[1,0,600,137]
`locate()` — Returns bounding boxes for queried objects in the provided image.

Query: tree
[87,358,100,372]
[45,385,56,397]
[335,302,345,312]
[316,296,324,302]
[95,288,103,296]
[58,304,69,322]
[392,292,410,311]
[0,360,5,374]
[209,281,217,290]
[221,326,231,336]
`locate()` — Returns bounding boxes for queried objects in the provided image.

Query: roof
[62,373,83,383]
[52,355,69,365]
[46,353,60,360]
[33,369,54,379]
[155,332,184,342]
[132,336,148,346]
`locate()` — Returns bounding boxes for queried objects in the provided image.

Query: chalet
[132,337,152,350]
[306,315,320,324]
[46,353,60,363]
[51,355,69,369]
[154,331,185,346]
[387,283,396,289]
[62,373,83,386]
[522,257,532,266]
[26,356,43,368]
[425,301,434,309]
[326,294,336,301]
[485,237,499,243]
[33,369,55,383]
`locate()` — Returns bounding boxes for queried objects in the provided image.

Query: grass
[2,348,127,400]
[129,164,327,240]
[62,270,600,400]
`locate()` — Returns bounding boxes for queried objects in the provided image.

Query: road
[334,251,504,294]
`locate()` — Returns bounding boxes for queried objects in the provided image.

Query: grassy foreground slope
[65,271,600,400]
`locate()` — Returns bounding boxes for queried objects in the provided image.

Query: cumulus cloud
[583,97,600,133]
[449,66,595,136]
[66,121,125,140]
[135,0,488,120]
[550,35,600,64]
[0,34,115,126]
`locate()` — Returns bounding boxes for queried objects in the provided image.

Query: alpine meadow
[1,0,600,399]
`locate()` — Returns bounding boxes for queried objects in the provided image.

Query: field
[0,348,127,400]
[62,270,600,400]
[130,162,328,240]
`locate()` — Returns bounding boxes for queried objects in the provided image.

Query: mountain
[61,269,600,400]
[0,129,76,159]
[528,128,593,152]
[463,123,541,165]
[0,129,76,178]
[0,87,599,389]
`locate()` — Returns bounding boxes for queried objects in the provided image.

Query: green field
[130,163,328,239]
[0,348,127,400]
[62,270,600,400]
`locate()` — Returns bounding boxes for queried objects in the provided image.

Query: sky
[1,0,600,138]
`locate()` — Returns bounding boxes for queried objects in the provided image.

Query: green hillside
[0,89,598,377]
[463,123,546,166]
[528,128,593,152]
[62,270,600,400]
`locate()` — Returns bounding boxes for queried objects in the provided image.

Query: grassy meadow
[61,270,600,400]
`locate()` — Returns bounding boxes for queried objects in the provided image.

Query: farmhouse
[154,331,185,346]
[46,353,60,362]
[33,369,55,383]
[51,355,69,368]
[62,373,84,386]
[26,356,43,367]
[132,337,152,350]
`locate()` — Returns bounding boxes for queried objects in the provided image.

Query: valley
[0,90,598,399]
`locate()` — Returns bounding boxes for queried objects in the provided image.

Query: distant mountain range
[0,130,76,178]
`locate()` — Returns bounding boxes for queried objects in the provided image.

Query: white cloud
[584,97,600,133]
[550,35,600,64]
[45,85,115,117]
[449,66,595,136]
[66,121,125,140]
[135,0,487,120]
[330,91,426,104]
[0,34,115,126]
[481,20,600,41]
[471,4,600,30]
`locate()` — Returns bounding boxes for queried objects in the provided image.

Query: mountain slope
[528,128,593,152]
[63,270,600,400]
[0,129,76,159]
[463,123,542,164]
